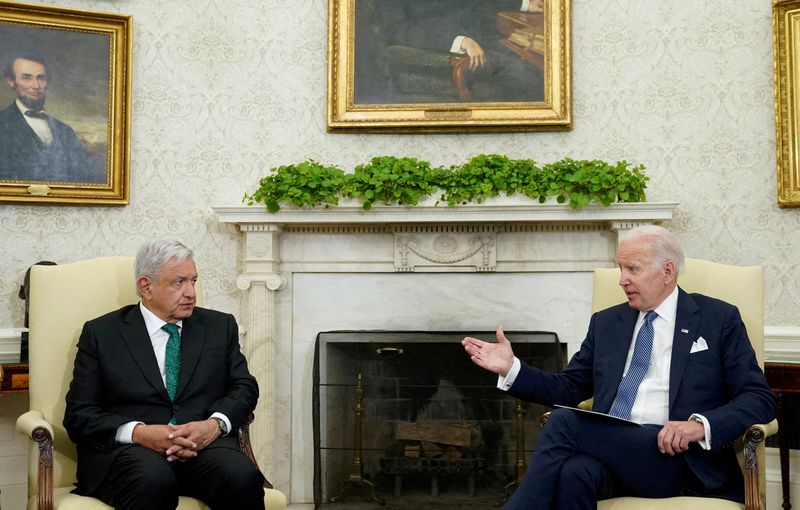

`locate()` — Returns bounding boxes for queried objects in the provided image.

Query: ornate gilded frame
[775,0,800,207]
[327,0,571,132]
[0,1,131,205]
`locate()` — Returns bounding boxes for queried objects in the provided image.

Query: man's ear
[6,78,14,89]
[137,276,152,299]
[663,260,677,284]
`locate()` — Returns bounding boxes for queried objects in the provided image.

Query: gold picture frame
[327,0,571,132]
[775,0,800,207]
[0,1,131,205]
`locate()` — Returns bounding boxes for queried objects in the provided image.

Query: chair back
[591,257,764,367]
[591,257,766,501]
[26,256,204,497]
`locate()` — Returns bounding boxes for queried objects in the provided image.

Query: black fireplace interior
[313,330,566,509]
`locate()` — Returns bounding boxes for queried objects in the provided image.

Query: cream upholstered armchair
[581,257,777,510]
[15,256,287,510]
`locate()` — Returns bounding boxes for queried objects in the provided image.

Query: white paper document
[553,405,641,426]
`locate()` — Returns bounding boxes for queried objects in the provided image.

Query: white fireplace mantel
[214,200,677,226]
[213,201,678,505]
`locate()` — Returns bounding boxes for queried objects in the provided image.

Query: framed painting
[0,1,131,205]
[775,0,800,207]
[327,0,571,132]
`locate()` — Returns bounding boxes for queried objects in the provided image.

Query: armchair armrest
[743,419,778,510]
[238,412,274,489]
[16,409,56,510]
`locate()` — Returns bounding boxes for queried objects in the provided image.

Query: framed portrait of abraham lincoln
[0,1,131,205]
[327,0,571,132]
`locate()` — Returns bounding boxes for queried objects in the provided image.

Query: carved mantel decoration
[213,201,678,502]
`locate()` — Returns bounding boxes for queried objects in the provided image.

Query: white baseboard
[0,328,24,364]
[765,326,800,363]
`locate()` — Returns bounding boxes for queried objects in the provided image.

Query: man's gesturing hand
[462,325,515,377]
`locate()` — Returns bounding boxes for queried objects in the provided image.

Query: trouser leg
[175,445,265,510]
[505,408,686,510]
[92,446,179,510]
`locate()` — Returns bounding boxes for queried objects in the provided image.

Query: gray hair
[620,225,685,275]
[134,240,193,296]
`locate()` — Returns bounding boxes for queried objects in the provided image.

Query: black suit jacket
[0,102,104,183]
[64,305,259,494]
[508,289,776,501]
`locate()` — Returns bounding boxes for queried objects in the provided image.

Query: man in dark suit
[0,52,103,183]
[360,0,545,103]
[462,225,775,509]
[64,240,265,510]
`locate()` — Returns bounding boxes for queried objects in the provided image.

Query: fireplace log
[396,421,471,447]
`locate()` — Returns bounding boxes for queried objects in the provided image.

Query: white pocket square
[690,336,709,353]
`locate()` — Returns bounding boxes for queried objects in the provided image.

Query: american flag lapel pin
[680,328,689,334]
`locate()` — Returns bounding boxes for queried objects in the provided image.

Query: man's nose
[184,282,196,298]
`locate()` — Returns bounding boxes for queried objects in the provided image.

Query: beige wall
[0,0,796,328]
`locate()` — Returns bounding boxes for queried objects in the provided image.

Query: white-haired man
[65,240,264,509]
[463,225,775,509]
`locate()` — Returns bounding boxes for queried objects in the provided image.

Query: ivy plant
[243,155,649,212]
[343,156,443,210]
[439,154,537,206]
[243,160,345,213]
[539,158,649,208]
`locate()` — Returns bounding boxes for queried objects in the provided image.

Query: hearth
[313,331,565,508]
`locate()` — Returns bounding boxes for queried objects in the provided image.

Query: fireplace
[313,330,565,507]
[214,201,676,506]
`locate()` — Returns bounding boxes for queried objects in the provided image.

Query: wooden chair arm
[16,410,55,510]
[238,412,274,489]
[742,419,778,510]
[449,55,471,101]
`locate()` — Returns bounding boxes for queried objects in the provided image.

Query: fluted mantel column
[236,225,285,481]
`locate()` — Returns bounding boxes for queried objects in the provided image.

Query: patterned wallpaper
[0,0,797,330]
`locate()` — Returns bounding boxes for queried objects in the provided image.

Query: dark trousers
[91,443,265,510]
[506,408,693,510]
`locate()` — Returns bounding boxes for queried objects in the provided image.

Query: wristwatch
[210,417,228,436]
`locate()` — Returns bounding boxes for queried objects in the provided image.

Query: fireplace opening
[313,331,566,509]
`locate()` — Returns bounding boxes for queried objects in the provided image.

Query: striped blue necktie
[608,310,657,420]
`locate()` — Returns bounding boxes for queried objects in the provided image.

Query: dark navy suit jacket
[63,305,259,495]
[508,288,776,500]
[0,102,104,183]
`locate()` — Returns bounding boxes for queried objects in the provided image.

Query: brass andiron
[499,399,527,505]
[331,373,385,506]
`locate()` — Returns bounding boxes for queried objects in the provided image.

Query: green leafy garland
[244,155,649,213]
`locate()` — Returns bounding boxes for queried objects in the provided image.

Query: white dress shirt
[16,99,53,146]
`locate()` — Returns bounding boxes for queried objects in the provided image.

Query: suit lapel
[176,312,205,399]
[120,306,170,398]
[668,288,701,411]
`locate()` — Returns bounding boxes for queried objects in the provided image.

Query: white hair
[620,225,685,275]
[134,240,193,297]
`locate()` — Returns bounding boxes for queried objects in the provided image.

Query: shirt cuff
[497,357,521,391]
[690,413,712,450]
[210,412,232,436]
[115,421,144,444]
[521,0,531,10]
[450,36,466,54]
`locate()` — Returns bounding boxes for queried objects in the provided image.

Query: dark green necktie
[161,323,181,408]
